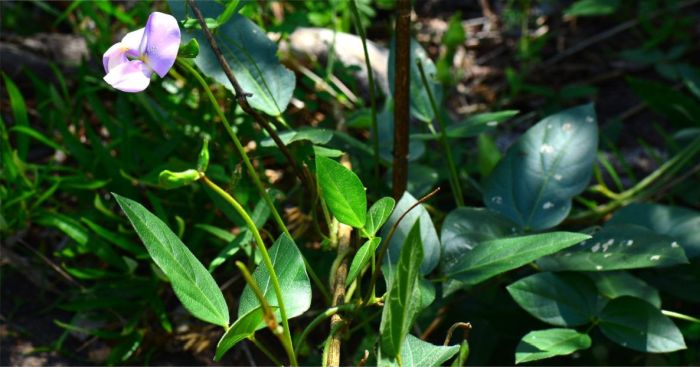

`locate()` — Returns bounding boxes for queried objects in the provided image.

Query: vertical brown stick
[325,223,351,367]
[392,0,411,200]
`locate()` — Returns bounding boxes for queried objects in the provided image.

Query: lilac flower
[103,12,181,93]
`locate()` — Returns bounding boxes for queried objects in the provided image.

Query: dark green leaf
[237,234,311,330]
[587,271,661,308]
[364,197,396,237]
[565,0,620,16]
[347,238,381,286]
[383,192,440,274]
[507,272,598,327]
[170,1,295,116]
[316,155,367,228]
[515,328,591,364]
[388,39,441,122]
[3,75,29,159]
[114,194,229,327]
[627,77,700,127]
[440,207,516,272]
[484,104,598,230]
[445,232,590,287]
[608,203,700,258]
[537,225,688,272]
[380,221,424,359]
[380,334,460,367]
[599,296,686,352]
[260,128,332,147]
[215,307,266,361]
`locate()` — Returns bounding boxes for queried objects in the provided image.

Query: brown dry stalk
[392,0,411,200]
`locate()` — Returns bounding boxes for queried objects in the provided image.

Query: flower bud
[159,169,200,189]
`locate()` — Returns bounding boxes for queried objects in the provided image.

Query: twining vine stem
[199,175,297,366]
[363,187,441,305]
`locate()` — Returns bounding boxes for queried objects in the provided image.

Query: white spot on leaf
[671,241,680,248]
[542,201,555,210]
[491,196,503,205]
[650,255,661,261]
[592,243,601,252]
[554,174,563,181]
[540,144,555,154]
[596,265,603,270]
[586,116,594,123]
[562,122,574,132]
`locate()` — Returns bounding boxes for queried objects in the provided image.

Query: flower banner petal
[143,12,180,77]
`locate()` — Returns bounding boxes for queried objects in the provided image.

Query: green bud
[178,39,200,59]
[159,169,200,189]
[197,138,210,172]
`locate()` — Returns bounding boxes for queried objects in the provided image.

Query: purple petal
[120,27,146,57]
[102,43,129,73]
[143,12,181,77]
[103,60,153,93]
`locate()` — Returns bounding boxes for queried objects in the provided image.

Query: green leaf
[346,237,381,286]
[413,110,519,140]
[608,203,700,258]
[564,0,620,17]
[383,192,440,274]
[507,272,598,327]
[364,197,396,237]
[537,225,688,272]
[477,133,502,177]
[10,125,65,153]
[170,1,295,116]
[3,75,29,159]
[113,194,229,327]
[237,234,311,330]
[484,104,598,230]
[599,296,686,352]
[440,207,516,272]
[316,155,367,228]
[209,231,250,272]
[380,221,424,359]
[380,334,460,367]
[388,38,442,122]
[215,307,266,361]
[627,77,700,127]
[445,232,590,287]
[260,128,332,147]
[586,271,661,308]
[515,328,592,364]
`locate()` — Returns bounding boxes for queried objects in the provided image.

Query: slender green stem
[568,134,700,222]
[200,175,297,366]
[250,337,284,367]
[178,59,291,238]
[416,60,464,207]
[349,0,380,188]
[662,310,700,323]
[294,304,356,354]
